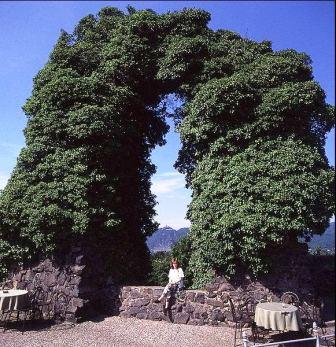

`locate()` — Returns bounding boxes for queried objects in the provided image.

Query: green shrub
[171,235,193,288]
[148,251,172,286]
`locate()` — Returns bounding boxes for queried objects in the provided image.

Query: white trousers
[163,282,176,296]
[162,280,184,297]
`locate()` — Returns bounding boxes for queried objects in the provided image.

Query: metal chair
[0,285,55,333]
[280,291,300,306]
[52,292,76,325]
[0,283,13,331]
[320,334,335,347]
[229,296,259,347]
[32,287,56,320]
[1,296,32,333]
[9,286,56,333]
[0,309,11,332]
[300,294,327,335]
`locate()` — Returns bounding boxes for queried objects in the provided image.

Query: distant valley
[147,222,335,253]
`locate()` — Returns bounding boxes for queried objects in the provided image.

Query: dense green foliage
[0,7,334,287]
[148,251,172,286]
[173,36,335,287]
[0,7,211,281]
[0,7,170,281]
[171,235,193,288]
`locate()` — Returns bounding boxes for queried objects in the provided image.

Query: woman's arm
[168,269,173,283]
[178,268,184,278]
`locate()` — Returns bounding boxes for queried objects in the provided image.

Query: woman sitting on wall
[155,258,184,310]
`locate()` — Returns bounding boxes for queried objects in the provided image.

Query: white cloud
[0,172,10,190]
[151,172,186,194]
[151,171,191,228]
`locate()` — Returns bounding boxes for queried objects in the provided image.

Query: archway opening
[150,93,191,233]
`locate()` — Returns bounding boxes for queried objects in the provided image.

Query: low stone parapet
[118,279,279,326]
[3,244,324,325]
[119,286,220,325]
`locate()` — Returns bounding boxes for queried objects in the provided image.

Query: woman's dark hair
[170,258,179,269]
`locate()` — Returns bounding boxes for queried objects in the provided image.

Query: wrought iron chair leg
[324,335,333,347]
[1,311,9,332]
[7,311,13,329]
[6,310,15,332]
[239,322,243,341]
[21,310,29,334]
[234,321,238,347]
[251,324,256,343]
[3,312,8,332]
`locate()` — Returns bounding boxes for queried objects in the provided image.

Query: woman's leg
[165,284,179,309]
[158,283,172,301]
[163,283,172,295]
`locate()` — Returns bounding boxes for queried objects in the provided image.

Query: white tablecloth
[0,289,28,311]
[255,302,303,331]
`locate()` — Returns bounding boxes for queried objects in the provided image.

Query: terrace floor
[0,316,334,347]
[1,315,234,347]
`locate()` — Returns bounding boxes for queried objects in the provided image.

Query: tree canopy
[0,7,334,287]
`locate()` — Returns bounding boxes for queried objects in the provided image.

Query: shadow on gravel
[267,332,315,347]
[82,314,107,324]
[2,318,75,334]
[2,319,51,333]
[3,313,123,335]
[261,330,335,347]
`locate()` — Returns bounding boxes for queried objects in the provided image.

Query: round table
[255,302,303,332]
[0,289,28,311]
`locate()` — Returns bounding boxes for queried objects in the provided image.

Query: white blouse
[168,268,184,284]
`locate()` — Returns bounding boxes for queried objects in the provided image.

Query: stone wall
[119,278,280,326]
[3,246,120,322]
[118,245,326,326]
[119,250,325,328]
[3,243,328,325]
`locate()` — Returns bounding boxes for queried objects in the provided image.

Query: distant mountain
[146,226,188,253]
[147,222,335,253]
[304,221,335,251]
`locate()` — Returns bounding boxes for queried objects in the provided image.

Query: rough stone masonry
[2,244,328,326]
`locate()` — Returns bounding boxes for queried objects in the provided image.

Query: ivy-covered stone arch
[0,7,334,291]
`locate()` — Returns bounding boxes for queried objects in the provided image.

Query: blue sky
[0,1,334,228]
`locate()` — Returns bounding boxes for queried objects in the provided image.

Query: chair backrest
[228,295,256,322]
[308,295,324,321]
[299,293,326,330]
[53,292,71,321]
[228,296,238,321]
[299,300,313,323]
[32,286,47,305]
[280,291,300,306]
[243,297,256,316]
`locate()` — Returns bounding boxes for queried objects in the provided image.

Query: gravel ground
[1,317,333,347]
[0,316,235,347]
